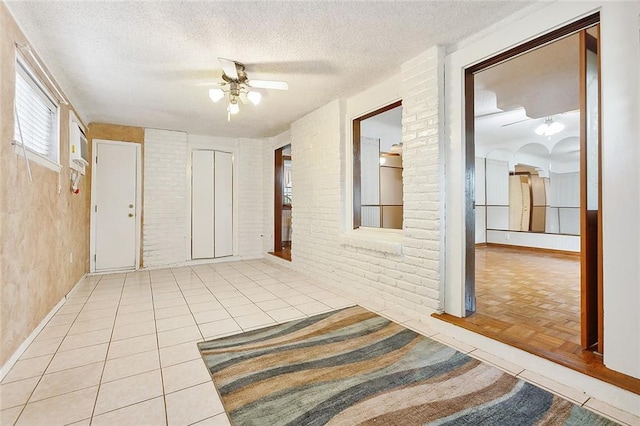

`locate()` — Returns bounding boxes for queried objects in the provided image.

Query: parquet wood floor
[434,244,640,395]
[476,245,581,346]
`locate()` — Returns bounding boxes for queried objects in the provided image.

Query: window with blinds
[13,59,59,164]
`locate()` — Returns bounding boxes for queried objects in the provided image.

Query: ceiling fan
[209,58,289,121]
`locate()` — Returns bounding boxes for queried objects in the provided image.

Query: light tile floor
[0,259,638,426]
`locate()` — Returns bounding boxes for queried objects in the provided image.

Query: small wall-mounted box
[69,111,88,174]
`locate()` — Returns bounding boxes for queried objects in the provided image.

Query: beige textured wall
[0,3,90,367]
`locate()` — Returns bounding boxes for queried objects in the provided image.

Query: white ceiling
[5,1,532,138]
[361,105,402,152]
[474,31,581,160]
[475,33,579,119]
[475,107,580,157]
[365,107,402,130]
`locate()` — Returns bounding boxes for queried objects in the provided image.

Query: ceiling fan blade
[475,110,506,119]
[248,79,289,90]
[218,58,239,80]
[501,118,531,128]
[186,81,225,87]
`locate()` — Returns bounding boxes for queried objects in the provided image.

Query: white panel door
[95,142,138,271]
[192,150,215,259]
[214,151,233,257]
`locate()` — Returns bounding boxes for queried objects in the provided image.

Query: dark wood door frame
[464,68,476,313]
[463,14,602,350]
[274,147,284,252]
[579,28,602,352]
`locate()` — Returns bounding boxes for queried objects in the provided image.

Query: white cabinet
[191,150,233,259]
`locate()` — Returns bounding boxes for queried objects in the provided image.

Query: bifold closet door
[214,151,233,257]
[192,150,215,259]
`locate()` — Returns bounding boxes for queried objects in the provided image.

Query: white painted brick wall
[237,138,264,258]
[143,128,189,267]
[290,100,343,273]
[143,132,263,267]
[398,46,445,312]
[262,141,275,254]
[288,46,444,322]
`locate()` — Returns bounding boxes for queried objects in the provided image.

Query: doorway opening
[435,14,636,390]
[270,144,292,261]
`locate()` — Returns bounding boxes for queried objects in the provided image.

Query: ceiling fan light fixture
[247,90,261,106]
[210,58,289,121]
[209,88,224,103]
[227,100,239,115]
[535,117,564,136]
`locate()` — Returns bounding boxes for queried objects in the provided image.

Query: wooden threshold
[268,244,291,262]
[432,312,640,395]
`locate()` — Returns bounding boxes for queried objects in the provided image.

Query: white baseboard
[87,256,267,277]
[0,273,86,382]
[137,255,265,272]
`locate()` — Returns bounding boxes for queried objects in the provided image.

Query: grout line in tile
[154,270,184,426]
[428,333,477,354]
[466,348,526,377]
[161,377,217,398]
[25,380,100,406]
[580,398,635,426]
[10,275,106,425]
[87,273,127,422]
[515,369,589,406]
[87,395,162,422]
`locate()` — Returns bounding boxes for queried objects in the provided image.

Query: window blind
[13,61,58,162]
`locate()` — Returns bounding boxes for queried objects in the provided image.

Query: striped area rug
[198,306,617,425]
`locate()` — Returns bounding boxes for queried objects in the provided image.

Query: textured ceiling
[6,1,532,138]
[474,31,581,159]
[476,33,579,119]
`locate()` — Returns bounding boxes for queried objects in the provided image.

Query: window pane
[14,63,58,162]
[355,103,403,229]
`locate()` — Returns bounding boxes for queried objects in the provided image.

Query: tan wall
[88,123,144,144]
[0,3,90,367]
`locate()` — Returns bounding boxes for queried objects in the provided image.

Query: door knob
[128,213,134,217]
